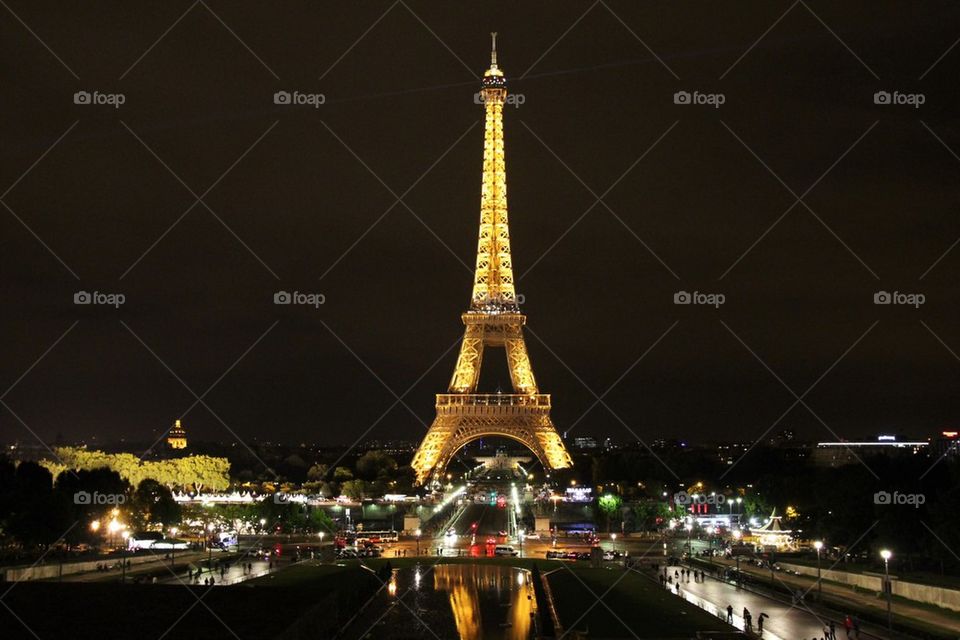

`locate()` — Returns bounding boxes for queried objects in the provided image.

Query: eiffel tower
[411,34,573,486]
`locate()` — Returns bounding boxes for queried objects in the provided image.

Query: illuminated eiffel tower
[411,34,573,486]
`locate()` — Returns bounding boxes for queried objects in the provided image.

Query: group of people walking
[658,567,706,587]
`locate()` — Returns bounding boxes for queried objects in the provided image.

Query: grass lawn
[1,562,381,640]
[547,565,736,638]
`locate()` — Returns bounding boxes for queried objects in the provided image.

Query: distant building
[573,436,599,449]
[933,430,959,459]
[812,434,927,467]
[166,419,187,450]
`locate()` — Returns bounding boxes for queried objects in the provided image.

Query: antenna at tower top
[491,31,498,66]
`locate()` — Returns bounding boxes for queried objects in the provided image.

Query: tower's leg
[449,323,486,393]
[504,325,538,393]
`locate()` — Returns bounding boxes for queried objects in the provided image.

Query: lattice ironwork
[412,37,572,486]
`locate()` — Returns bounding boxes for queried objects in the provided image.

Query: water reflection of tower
[433,564,534,639]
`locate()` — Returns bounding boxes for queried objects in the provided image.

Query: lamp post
[814,541,823,601]
[207,522,215,568]
[881,549,893,631]
[415,528,421,556]
[685,522,692,556]
[170,527,178,568]
[120,531,130,583]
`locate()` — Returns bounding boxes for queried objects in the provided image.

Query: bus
[353,530,398,544]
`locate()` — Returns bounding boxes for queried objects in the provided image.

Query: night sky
[2,2,959,451]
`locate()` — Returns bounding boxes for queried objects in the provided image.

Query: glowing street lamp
[90,519,101,533]
[169,527,179,568]
[880,549,893,630]
[120,531,130,583]
[814,541,824,601]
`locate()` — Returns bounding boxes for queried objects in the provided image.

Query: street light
[814,541,824,601]
[415,528,422,556]
[170,527,179,568]
[611,532,617,556]
[120,531,130,583]
[207,522,216,567]
[881,549,893,630]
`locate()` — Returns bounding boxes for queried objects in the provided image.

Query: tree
[597,494,622,533]
[333,466,354,481]
[307,463,329,481]
[356,451,398,481]
[341,479,369,501]
[131,479,181,530]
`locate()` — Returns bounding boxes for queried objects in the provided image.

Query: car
[494,545,518,557]
[485,537,497,545]
[546,550,567,559]
[523,532,541,540]
[498,531,508,537]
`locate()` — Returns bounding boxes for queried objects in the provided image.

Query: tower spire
[473,32,513,311]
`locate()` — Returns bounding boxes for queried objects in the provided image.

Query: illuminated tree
[598,493,622,533]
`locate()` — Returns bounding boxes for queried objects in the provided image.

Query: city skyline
[3,2,960,452]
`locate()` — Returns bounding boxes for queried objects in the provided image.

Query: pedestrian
[758,612,768,634]
[743,608,751,629]
[843,615,852,638]
[829,621,836,640]
[726,605,733,623]
[852,617,860,639]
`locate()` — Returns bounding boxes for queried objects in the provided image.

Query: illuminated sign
[565,487,593,502]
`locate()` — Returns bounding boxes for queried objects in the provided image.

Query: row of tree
[41,446,230,492]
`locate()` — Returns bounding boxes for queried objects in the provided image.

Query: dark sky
[2,1,959,451]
